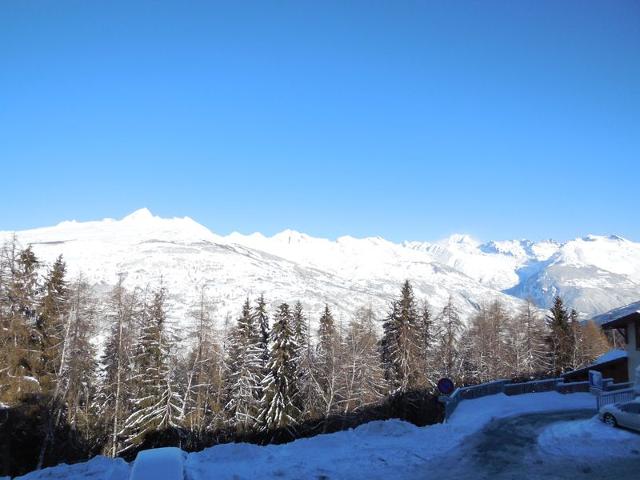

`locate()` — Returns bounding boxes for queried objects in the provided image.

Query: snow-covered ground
[538,415,640,460]
[17,391,605,480]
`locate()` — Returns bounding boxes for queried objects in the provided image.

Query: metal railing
[443,380,509,419]
[441,369,638,421]
[596,388,636,409]
[442,376,624,420]
[503,378,560,396]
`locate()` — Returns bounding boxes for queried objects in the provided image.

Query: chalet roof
[600,311,640,329]
[561,351,628,379]
[594,348,628,364]
[592,301,640,329]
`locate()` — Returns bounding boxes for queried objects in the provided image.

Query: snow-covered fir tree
[225,298,263,432]
[36,255,69,393]
[291,301,314,419]
[254,294,270,372]
[122,287,181,450]
[258,302,300,433]
[381,281,422,392]
[546,296,573,374]
[312,304,341,421]
[1,245,41,403]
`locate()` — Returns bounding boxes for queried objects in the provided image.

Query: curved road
[412,409,640,479]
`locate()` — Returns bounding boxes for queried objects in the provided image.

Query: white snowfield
[16,391,601,480]
[2,209,640,327]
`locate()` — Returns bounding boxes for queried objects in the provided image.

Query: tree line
[0,240,611,474]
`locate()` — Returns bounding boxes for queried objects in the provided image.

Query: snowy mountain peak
[122,207,155,222]
[439,233,480,248]
[272,229,312,244]
[580,234,628,243]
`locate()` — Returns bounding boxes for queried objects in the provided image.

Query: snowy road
[413,409,640,479]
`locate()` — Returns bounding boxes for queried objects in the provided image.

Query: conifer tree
[380,281,422,392]
[37,255,69,392]
[1,245,41,402]
[419,301,433,375]
[225,298,263,431]
[313,304,341,420]
[122,287,181,450]
[36,275,97,469]
[258,303,299,433]
[546,296,573,373]
[254,294,270,371]
[291,301,314,419]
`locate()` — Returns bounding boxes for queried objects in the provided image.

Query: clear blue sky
[1,1,639,242]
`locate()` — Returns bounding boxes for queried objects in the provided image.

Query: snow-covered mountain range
[2,208,639,326]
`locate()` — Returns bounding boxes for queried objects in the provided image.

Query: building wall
[628,321,640,382]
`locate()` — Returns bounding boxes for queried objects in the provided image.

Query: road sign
[437,377,455,395]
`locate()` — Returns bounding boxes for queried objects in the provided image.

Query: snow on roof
[593,349,627,365]
[591,300,640,326]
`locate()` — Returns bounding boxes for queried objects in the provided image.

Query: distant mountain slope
[1,209,639,326]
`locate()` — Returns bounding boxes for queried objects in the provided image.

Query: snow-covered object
[2,210,640,328]
[593,349,628,365]
[16,455,129,480]
[130,447,184,480]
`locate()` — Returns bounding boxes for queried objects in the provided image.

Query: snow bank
[17,392,598,480]
[16,455,129,480]
[130,447,184,480]
[538,415,640,459]
[186,391,596,480]
[186,419,458,480]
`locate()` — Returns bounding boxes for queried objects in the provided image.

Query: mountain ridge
[2,208,639,326]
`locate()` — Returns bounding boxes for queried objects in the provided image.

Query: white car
[599,400,640,432]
